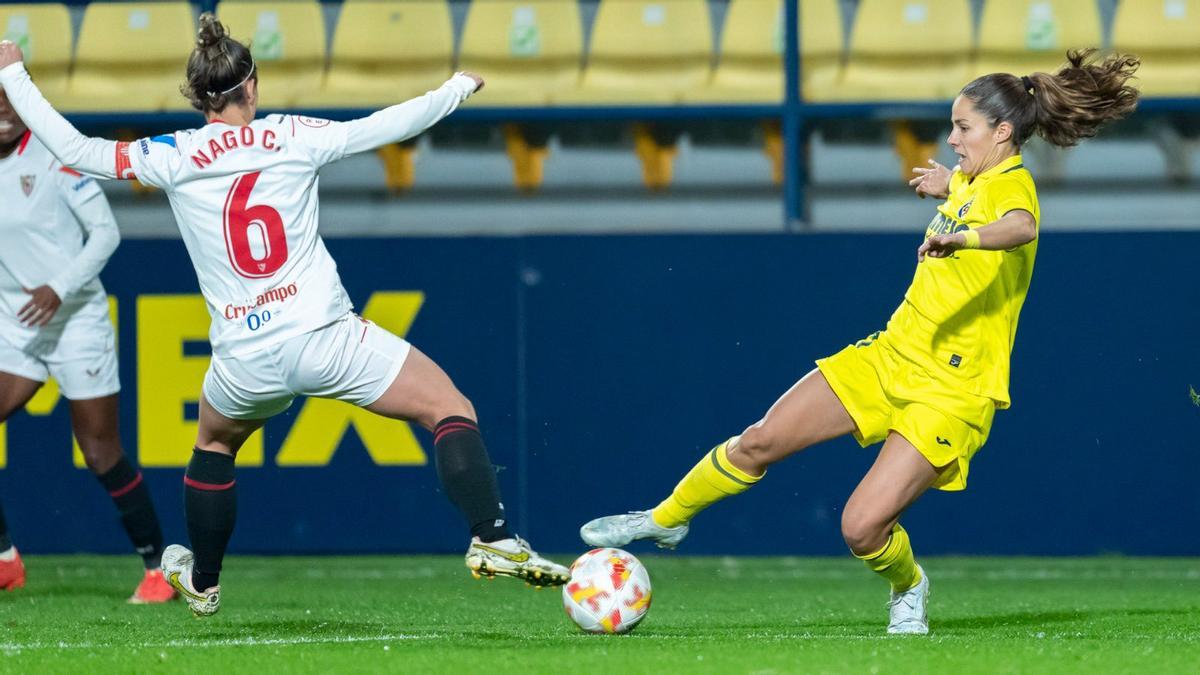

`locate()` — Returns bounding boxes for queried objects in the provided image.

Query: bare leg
[69,394,123,474]
[0,371,41,422]
[841,431,940,556]
[195,396,267,457]
[727,368,858,476]
[365,346,475,429]
[0,371,41,553]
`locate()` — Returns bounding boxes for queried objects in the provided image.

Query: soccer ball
[561,548,652,634]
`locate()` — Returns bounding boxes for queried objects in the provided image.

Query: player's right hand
[0,40,24,69]
[909,159,951,199]
[459,71,485,93]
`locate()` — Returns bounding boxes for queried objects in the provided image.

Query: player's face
[947,96,1009,176]
[0,89,29,148]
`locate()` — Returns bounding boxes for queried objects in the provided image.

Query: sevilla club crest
[20,175,35,197]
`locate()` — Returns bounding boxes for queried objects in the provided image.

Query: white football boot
[465,536,570,587]
[161,544,221,617]
[579,510,689,550]
[887,565,930,635]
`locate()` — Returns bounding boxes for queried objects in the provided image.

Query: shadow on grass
[935,607,1199,630]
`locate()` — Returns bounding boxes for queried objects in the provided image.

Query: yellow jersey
[886,154,1039,409]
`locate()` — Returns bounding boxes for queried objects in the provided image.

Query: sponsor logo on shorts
[85,368,101,377]
[936,437,952,447]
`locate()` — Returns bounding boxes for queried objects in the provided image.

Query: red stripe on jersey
[58,166,83,177]
[16,130,31,155]
[115,142,136,180]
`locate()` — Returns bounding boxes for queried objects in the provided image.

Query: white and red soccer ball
[562,548,652,634]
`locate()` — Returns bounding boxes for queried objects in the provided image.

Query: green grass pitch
[1,555,1197,673]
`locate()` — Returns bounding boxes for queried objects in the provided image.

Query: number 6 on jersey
[223,171,287,277]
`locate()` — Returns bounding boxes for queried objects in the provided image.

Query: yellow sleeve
[988,175,1038,225]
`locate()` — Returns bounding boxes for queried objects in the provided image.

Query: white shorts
[202,312,412,420]
[0,306,120,400]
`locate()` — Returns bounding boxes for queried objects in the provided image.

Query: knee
[733,421,785,469]
[841,509,889,557]
[76,433,123,472]
[425,392,475,431]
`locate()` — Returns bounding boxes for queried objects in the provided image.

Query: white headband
[207,58,256,98]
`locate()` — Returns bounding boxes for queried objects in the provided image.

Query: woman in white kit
[0,87,175,602]
[0,15,568,618]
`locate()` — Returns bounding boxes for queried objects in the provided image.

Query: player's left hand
[18,285,62,327]
[0,40,24,70]
[917,233,966,262]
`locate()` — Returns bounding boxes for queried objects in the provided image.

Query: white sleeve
[0,62,125,180]
[124,134,182,189]
[288,73,478,167]
[46,169,120,300]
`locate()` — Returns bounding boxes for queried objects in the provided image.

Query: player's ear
[245,78,259,109]
[993,120,1014,145]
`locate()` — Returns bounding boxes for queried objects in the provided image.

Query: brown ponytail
[1026,49,1140,147]
[179,13,256,113]
[961,49,1140,149]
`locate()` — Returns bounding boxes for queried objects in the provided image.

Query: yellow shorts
[815,331,996,491]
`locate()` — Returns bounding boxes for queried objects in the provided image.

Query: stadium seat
[0,4,72,104]
[974,0,1103,79]
[458,0,583,106]
[458,2,584,192]
[833,0,972,101]
[217,1,326,109]
[301,0,454,109]
[684,0,843,104]
[60,2,195,112]
[1112,0,1200,96]
[557,0,713,105]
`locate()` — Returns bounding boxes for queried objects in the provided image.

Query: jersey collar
[973,153,1024,182]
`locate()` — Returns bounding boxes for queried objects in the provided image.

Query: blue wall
[1,232,1197,556]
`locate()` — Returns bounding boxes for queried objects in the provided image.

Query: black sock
[96,456,165,570]
[433,416,511,542]
[184,449,237,591]
[0,499,10,552]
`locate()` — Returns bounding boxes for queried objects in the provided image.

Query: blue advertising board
[1,233,1197,556]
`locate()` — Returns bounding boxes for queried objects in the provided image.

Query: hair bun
[196,12,227,49]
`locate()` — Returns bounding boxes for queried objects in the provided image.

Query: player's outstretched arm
[0,42,122,179]
[917,209,1037,262]
[340,72,484,157]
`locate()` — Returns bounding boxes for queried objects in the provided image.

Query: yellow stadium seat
[458,0,583,106]
[60,2,195,112]
[684,0,843,104]
[0,4,71,104]
[833,0,972,101]
[217,1,325,109]
[974,0,1102,79]
[1112,0,1200,97]
[301,0,454,109]
[557,0,712,104]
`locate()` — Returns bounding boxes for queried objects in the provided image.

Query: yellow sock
[650,438,762,528]
[856,524,922,592]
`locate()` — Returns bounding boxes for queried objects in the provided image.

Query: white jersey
[0,131,118,350]
[0,62,478,358]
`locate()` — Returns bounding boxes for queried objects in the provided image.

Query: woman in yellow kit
[581,50,1139,634]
